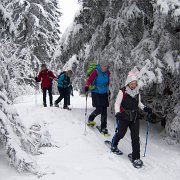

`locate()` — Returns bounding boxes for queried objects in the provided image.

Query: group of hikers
[35,63,73,109]
[35,61,152,168]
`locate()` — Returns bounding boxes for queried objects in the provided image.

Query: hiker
[85,61,110,135]
[35,64,57,107]
[54,70,73,109]
[111,72,152,168]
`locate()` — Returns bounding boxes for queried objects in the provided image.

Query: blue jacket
[58,72,70,88]
[92,64,109,94]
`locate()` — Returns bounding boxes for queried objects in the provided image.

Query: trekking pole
[35,82,37,105]
[143,112,151,157]
[84,92,88,136]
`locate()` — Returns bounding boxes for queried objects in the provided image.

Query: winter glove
[115,112,121,119]
[35,76,38,82]
[85,86,89,93]
[144,107,152,114]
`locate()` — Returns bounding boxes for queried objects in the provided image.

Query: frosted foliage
[0,62,54,175]
[0,0,61,174]
[56,0,180,142]
[166,104,180,141]
[0,0,61,101]
[63,54,79,72]
[122,1,142,19]
[156,0,180,16]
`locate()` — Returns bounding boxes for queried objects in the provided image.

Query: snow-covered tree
[0,0,61,173]
[56,0,180,142]
[0,0,61,99]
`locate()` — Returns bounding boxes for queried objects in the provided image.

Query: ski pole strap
[143,112,150,157]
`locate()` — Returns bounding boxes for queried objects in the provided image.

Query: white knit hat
[99,59,109,66]
[125,72,138,86]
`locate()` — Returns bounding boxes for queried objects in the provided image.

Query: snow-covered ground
[0,92,180,180]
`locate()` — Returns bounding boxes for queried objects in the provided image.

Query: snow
[0,3,16,34]
[156,0,180,15]
[60,22,83,49]
[63,54,79,71]
[164,51,176,73]
[32,3,47,17]
[122,2,142,19]
[0,92,180,180]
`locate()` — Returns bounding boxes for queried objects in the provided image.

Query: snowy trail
[0,92,180,180]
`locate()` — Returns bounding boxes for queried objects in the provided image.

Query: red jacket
[37,69,57,88]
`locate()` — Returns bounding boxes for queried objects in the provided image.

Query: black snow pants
[55,87,69,108]
[88,106,107,129]
[112,117,140,160]
[42,86,53,106]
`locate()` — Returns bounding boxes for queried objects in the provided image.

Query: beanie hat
[125,72,138,86]
[99,59,109,66]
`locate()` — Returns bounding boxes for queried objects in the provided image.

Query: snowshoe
[96,126,111,137]
[104,140,123,155]
[128,154,143,168]
[63,106,71,110]
[87,121,96,127]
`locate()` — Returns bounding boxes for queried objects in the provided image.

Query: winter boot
[96,126,108,134]
[128,154,143,168]
[96,126,111,136]
[54,102,59,107]
[63,106,71,110]
[111,146,123,155]
[101,128,109,135]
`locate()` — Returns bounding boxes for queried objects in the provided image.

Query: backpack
[58,71,70,88]
[86,63,98,90]
[87,63,98,77]
[58,71,65,79]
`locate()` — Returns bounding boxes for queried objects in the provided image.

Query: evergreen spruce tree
[0,0,61,174]
[57,0,180,142]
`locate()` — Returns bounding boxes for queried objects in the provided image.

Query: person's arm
[37,72,42,81]
[138,93,145,110]
[86,70,98,87]
[49,71,57,80]
[107,70,110,86]
[114,90,123,114]
[139,94,152,113]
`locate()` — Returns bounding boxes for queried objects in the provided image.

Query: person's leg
[111,119,129,148]
[101,107,107,129]
[63,88,68,108]
[67,94,70,105]
[88,107,103,122]
[55,88,64,105]
[42,88,47,106]
[129,119,140,160]
[48,86,53,106]
[67,87,70,106]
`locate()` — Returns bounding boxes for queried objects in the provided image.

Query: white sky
[59,0,81,34]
